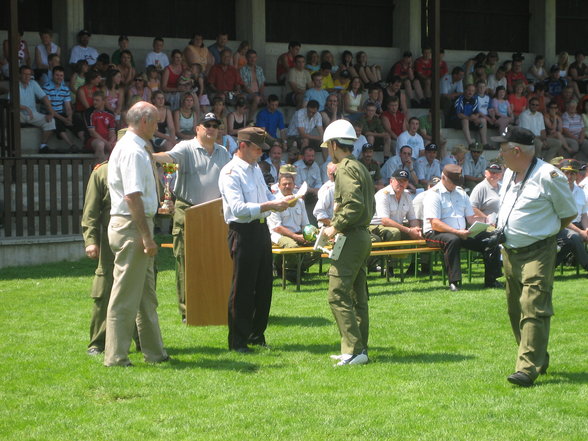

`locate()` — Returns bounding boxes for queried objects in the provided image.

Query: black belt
[504,236,555,255]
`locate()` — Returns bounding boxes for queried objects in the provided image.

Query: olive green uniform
[172,199,190,318]
[498,159,577,380]
[81,162,114,351]
[329,156,375,355]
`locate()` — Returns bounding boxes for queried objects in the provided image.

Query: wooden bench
[271,246,318,291]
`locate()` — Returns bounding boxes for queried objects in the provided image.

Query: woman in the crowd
[173,92,197,141]
[151,90,176,151]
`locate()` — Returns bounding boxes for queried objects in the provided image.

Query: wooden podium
[184,198,232,326]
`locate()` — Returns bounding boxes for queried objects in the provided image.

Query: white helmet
[321,119,357,148]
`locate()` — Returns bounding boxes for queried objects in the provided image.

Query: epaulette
[93,161,108,171]
[225,167,234,175]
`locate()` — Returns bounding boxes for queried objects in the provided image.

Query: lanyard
[498,156,538,227]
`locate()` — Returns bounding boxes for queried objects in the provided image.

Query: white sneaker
[330,354,346,360]
[334,352,369,367]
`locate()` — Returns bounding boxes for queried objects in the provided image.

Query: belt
[504,236,554,255]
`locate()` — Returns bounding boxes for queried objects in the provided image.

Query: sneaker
[334,352,369,367]
[39,144,50,154]
[330,354,345,360]
[87,347,103,356]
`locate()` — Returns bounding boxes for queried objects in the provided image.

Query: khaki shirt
[82,162,110,247]
[332,156,375,233]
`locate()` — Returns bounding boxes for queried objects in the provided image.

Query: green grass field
[1,243,587,441]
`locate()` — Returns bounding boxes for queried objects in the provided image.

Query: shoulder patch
[550,170,559,178]
[93,161,108,171]
[225,167,233,175]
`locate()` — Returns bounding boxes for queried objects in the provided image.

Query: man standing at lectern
[218,127,293,353]
[154,113,231,322]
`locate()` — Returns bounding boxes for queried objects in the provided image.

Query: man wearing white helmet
[321,119,375,366]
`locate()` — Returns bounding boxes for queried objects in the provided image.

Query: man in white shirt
[294,146,323,222]
[519,97,562,162]
[313,162,336,226]
[69,30,99,66]
[396,117,425,158]
[104,101,168,367]
[423,164,501,291]
[287,100,324,151]
[145,37,169,71]
[381,145,419,192]
[463,142,488,190]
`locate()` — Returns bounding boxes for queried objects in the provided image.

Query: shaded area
[268,315,331,327]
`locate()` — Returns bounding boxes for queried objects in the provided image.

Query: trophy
[158,162,178,215]
[313,226,346,260]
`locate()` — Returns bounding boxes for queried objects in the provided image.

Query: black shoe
[485,280,504,289]
[39,144,51,154]
[539,352,549,375]
[507,371,534,387]
[233,346,252,354]
[152,355,171,363]
[449,282,460,292]
[87,347,103,356]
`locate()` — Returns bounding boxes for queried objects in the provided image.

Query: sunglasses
[203,123,219,129]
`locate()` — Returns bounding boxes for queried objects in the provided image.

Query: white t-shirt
[396,131,425,158]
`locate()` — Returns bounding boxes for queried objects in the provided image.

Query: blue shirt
[42,80,71,114]
[303,88,329,111]
[18,80,46,112]
[455,95,478,116]
[255,108,285,139]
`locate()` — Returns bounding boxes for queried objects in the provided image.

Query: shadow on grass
[279,343,338,354]
[539,371,588,385]
[164,357,262,373]
[167,346,227,356]
[269,315,331,327]
[371,347,475,365]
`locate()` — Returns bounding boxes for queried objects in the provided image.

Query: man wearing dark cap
[69,30,99,66]
[218,127,293,352]
[469,162,503,219]
[554,159,588,272]
[423,164,502,291]
[153,112,231,322]
[493,126,577,387]
[359,143,383,191]
[370,169,422,242]
[416,143,441,187]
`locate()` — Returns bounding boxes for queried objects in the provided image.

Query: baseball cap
[469,142,483,152]
[362,143,374,153]
[491,126,535,146]
[238,127,270,151]
[486,163,503,173]
[443,164,464,186]
[429,176,441,186]
[425,143,438,152]
[392,169,410,180]
[198,112,221,125]
[78,29,91,37]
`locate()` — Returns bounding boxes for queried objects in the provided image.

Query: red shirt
[505,71,527,90]
[84,107,116,138]
[508,94,528,117]
[414,57,432,79]
[381,110,405,137]
[392,60,412,79]
[207,64,243,93]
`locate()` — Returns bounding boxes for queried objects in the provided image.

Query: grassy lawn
[0,241,587,441]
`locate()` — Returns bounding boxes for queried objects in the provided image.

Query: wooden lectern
[184,198,232,326]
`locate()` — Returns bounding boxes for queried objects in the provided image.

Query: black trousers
[227,221,273,349]
[425,230,501,284]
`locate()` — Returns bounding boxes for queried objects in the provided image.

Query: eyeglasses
[203,123,219,129]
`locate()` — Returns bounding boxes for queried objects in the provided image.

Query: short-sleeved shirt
[267,197,308,243]
[218,155,276,224]
[360,159,382,185]
[145,51,169,69]
[108,131,158,217]
[293,159,323,189]
[18,80,46,111]
[207,64,243,93]
[381,156,413,182]
[381,110,405,137]
[469,179,501,215]
[562,112,584,137]
[571,183,588,223]
[304,88,329,111]
[463,152,487,178]
[416,157,441,182]
[498,159,577,248]
[84,107,116,138]
[454,94,478,116]
[42,80,71,114]
[359,116,385,134]
[423,182,474,233]
[396,130,425,158]
[371,186,415,225]
[414,57,432,79]
[313,180,335,226]
[287,108,323,137]
[69,45,99,65]
[240,65,266,89]
[412,190,427,221]
[519,110,546,136]
[440,74,463,95]
[167,139,231,205]
[287,68,311,93]
[543,78,567,96]
[476,94,491,116]
[255,108,285,139]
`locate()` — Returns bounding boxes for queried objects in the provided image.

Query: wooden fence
[1,158,96,238]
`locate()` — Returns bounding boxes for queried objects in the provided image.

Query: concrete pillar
[235,0,266,63]
[52,0,84,56]
[529,0,556,60]
[392,0,421,56]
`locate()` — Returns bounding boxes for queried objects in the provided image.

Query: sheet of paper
[468,221,491,237]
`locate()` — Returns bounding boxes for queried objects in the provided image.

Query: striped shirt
[562,112,584,137]
[42,80,71,114]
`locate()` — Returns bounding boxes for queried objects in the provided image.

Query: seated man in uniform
[267,172,316,282]
[381,145,419,192]
[416,142,441,188]
[469,162,503,220]
[463,142,488,191]
[555,159,588,271]
[423,164,502,291]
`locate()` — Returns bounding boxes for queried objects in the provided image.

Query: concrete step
[20,126,87,155]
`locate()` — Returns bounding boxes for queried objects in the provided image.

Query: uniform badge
[550,170,559,178]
